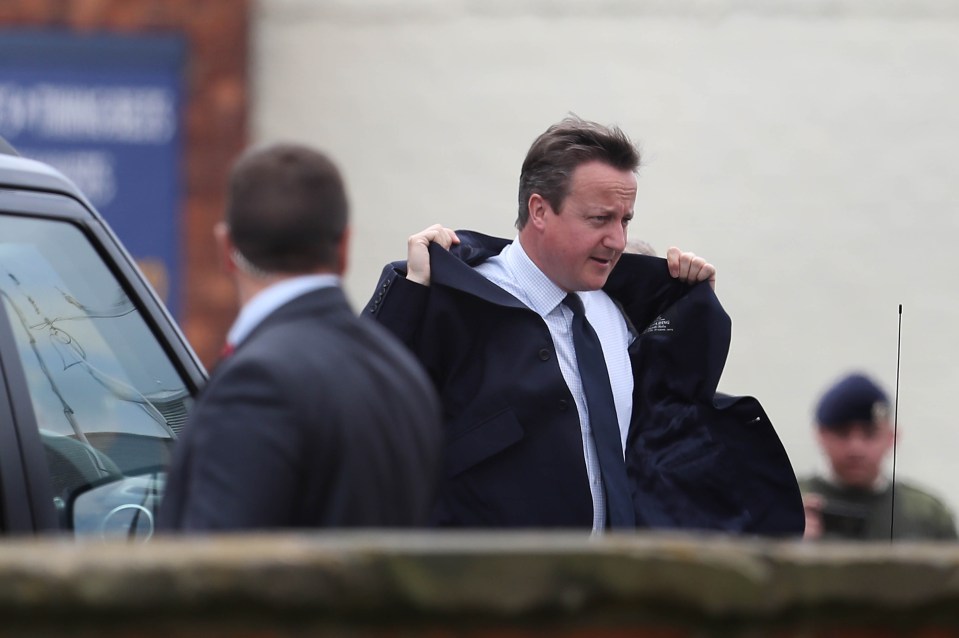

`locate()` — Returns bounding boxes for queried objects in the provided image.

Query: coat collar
[427,230,690,321]
[236,286,350,353]
[427,231,528,309]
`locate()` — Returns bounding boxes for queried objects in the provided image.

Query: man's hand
[802,493,824,540]
[406,224,460,286]
[666,247,716,290]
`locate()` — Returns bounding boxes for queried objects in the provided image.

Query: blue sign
[0,31,186,316]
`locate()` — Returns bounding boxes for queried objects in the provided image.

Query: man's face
[817,420,894,489]
[533,161,637,292]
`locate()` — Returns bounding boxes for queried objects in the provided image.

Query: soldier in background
[801,372,957,540]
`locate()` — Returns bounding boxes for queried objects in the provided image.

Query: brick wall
[0,0,248,368]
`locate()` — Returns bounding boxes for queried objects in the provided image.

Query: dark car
[0,140,205,539]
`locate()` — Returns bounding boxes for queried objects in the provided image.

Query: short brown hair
[516,116,640,229]
[226,143,348,273]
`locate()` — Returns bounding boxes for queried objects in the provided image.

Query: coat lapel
[427,232,530,310]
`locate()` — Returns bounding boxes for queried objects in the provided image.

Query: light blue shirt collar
[500,238,568,318]
[226,274,341,347]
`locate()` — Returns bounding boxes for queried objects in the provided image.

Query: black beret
[815,373,890,429]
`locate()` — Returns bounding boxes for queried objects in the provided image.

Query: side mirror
[69,472,165,541]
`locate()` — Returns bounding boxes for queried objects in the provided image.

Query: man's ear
[214,222,236,274]
[527,194,552,230]
[335,225,351,276]
[815,426,828,448]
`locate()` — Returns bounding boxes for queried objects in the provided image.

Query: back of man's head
[516,115,640,230]
[227,143,348,274]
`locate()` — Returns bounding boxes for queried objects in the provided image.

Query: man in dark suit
[366,116,803,534]
[158,143,443,531]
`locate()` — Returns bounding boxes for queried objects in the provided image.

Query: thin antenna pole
[890,304,902,542]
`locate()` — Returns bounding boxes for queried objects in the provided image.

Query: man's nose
[606,224,627,252]
[845,434,868,453]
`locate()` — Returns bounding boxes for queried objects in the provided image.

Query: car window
[0,214,191,539]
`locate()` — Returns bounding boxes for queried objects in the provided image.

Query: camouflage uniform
[800,475,957,541]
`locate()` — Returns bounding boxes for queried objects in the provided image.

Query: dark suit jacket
[158,286,443,531]
[365,231,803,535]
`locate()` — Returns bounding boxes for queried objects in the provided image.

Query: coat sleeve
[363,261,430,348]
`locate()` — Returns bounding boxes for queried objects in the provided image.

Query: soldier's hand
[802,493,824,540]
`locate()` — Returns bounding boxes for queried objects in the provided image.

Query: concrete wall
[4,533,959,635]
[252,1,959,518]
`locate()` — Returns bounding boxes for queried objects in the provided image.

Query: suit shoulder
[357,313,433,373]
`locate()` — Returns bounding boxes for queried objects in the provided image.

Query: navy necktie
[563,293,636,529]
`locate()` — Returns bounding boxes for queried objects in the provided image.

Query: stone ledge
[1,532,959,635]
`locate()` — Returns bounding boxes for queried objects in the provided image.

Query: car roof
[0,135,208,388]
[0,147,87,203]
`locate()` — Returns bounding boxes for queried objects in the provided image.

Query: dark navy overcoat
[366,231,803,535]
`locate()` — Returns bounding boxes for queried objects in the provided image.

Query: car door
[0,172,205,539]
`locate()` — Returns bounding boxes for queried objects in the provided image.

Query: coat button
[538,348,551,361]
[558,399,569,411]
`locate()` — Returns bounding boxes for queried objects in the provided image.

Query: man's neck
[827,471,889,494]
[236,269,336,307]
[236,273,286,307]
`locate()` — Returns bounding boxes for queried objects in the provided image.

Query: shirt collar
[227,274,340,347]
[503,237,568,317]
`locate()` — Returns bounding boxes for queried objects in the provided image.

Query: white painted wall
[252,0,959,521]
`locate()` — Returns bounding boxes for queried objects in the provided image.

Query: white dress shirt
[475,239,634,533]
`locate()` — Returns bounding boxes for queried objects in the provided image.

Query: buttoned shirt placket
[475,240,633,533]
